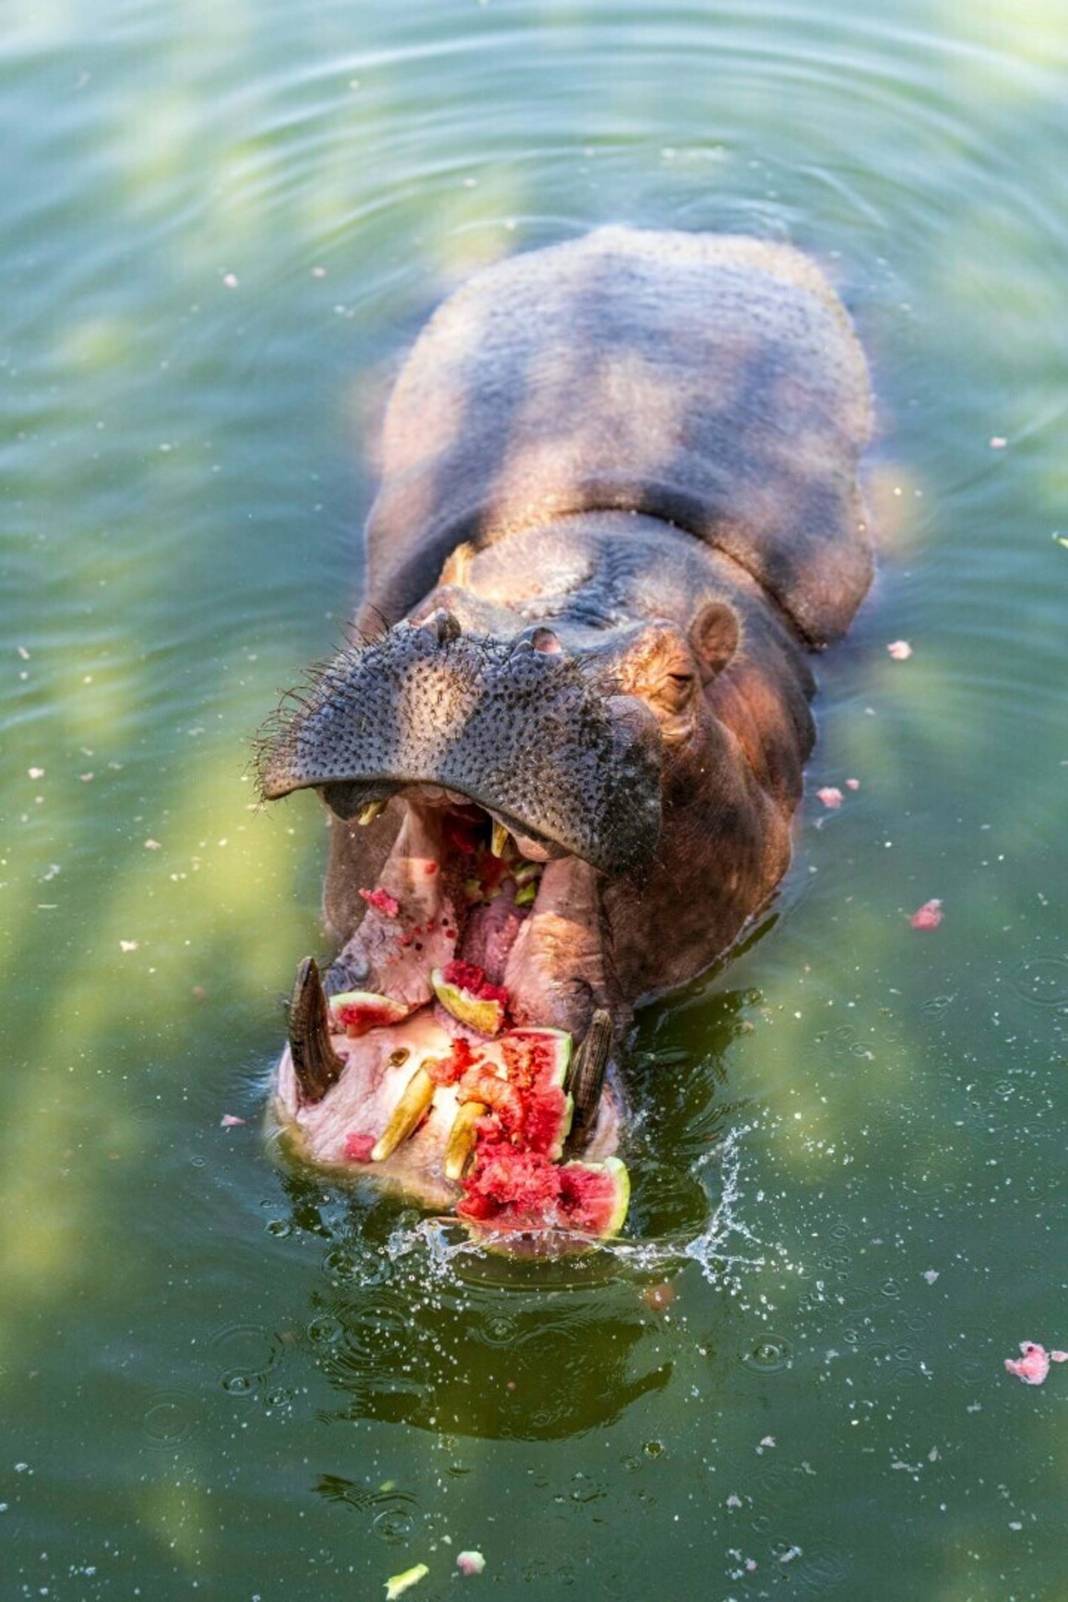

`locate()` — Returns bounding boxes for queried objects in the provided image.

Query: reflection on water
[4,0,1068,1595]
[269,1108,762,1440]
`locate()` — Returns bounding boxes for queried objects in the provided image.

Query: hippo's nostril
[514,624,563,655]
[424,607,461,645]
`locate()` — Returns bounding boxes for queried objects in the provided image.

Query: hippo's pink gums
[256,227,874,1233]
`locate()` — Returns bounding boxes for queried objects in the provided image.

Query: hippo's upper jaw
[258,609,663,877]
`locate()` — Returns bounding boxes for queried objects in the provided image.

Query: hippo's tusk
[490,819,509,859]
[288,956,346,1103]
[566,1008,612,1151]
[372,1065,435,1162]
[356,798,387,826]
[443,1100,486,1180]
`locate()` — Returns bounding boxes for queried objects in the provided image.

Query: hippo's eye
[655,672,697,716]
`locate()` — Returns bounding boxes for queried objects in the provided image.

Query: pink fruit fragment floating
[816,786,843,809]
[887,639,913,660]
[1004,1342,1068,1386]
[910,898,943,931]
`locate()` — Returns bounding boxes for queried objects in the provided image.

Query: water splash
[371,1117,765,1291]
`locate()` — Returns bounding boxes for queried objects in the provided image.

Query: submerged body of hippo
[257,226,873,1225]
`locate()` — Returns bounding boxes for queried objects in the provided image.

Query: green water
[4,1,1068,1596]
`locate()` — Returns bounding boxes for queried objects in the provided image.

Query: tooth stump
[372,1065,435,1161]
[443,1101,486,1180]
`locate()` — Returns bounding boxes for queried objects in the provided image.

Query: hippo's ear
[690,600,740,683]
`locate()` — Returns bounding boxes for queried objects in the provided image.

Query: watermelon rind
[328,989,408,1028]
[431,967,505,1036]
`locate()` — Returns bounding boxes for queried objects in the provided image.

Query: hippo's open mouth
[256,614,663,1221]
[273,787,625,1214]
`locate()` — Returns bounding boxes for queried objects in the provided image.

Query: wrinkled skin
[258,227,873,1208]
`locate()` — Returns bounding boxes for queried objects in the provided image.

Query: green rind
[547,1092,574,1162]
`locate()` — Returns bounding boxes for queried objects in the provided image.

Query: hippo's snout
[258,614,662,876]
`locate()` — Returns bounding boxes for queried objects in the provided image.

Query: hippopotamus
[257,226,873,1219]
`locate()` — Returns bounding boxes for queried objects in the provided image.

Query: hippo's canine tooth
[356,799,387,827]
[566,1008,612,1151]
[443,1100,486,1181]
[288,956,345,1104]
[371,1065,435,1162]
[490,819,509,859]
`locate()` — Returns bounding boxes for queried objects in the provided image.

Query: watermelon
[443,1027,573,1180]
[448,1024,629,1241]
[431,961,508,1036]
[500,1028,573,1159]
[328,989,410,1037]
[457,1148,629,1240]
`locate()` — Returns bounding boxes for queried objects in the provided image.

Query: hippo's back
[366,227,874,645]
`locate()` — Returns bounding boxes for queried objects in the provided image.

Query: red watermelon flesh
[457,1144,629,1238]
[499,1030,572,1158]
[330,990,411,1038]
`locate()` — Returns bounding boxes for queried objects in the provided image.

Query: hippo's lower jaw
[270,789,625,1213]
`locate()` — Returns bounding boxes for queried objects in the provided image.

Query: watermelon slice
[500,1028,573,1159]
[457,1148,629,1241]
[431,961,508,1036]
[328,989,410,1037]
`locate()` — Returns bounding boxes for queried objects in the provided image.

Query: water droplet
[143,1390,197,1443]
[741,1336,793,1373]
[221,1370,255,1395]
[1011,957,1068,1007]
[372,1507,415,1545]
[307,1314,343,1346]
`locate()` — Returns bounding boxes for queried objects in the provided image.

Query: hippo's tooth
[356,799,387,826]
[288,956,345,1104]
[565,1008,612,1151]
[490,819,509,859]
[371,1065,435,1162]
[443,1100,486,1181]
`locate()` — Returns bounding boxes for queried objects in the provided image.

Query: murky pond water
[4,1,1067,1596]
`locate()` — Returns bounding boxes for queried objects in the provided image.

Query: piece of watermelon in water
[329,989,410,1038]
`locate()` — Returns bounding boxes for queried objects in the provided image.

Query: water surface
[3,1,1068,1597]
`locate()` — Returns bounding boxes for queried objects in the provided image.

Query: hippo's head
[257,515,809,1211]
